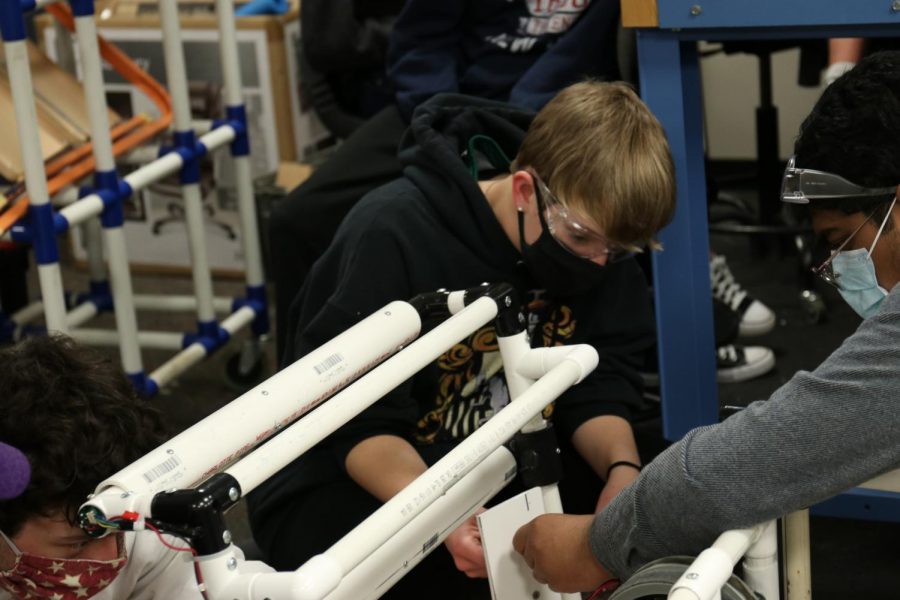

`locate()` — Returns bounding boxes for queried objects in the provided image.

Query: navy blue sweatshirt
[268,94,654,479]
[387,0,621,120]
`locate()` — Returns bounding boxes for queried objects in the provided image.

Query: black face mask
[517,199,607,298]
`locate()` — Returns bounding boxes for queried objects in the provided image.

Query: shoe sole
[717,350,776,384]
[738,313,777,337]
[640,350,776,387]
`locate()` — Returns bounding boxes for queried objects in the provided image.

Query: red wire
[144,522,196,554]
[586,578,621,600]
[143,522,209,600]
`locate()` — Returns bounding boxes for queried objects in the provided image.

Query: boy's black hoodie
[254,94,654,511]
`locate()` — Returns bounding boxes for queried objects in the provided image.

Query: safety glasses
[531,173,641,261]
[781,156,895,205]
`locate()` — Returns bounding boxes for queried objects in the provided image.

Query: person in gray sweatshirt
[512,49,900,593]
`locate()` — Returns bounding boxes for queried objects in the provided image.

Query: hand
[513,514,613,593]
[596,464,640,512]
[444,511,487,578]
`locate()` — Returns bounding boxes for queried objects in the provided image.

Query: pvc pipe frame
[57,126,236,229]
[9,0,261,387]
[81,293,600,600]
[5,37,67,333]
[9,296,232,327]
[82,302,422,520]
[159,0,216,325]
[204,314,598,600]
[668,521,779,600]
[207,447,517,600]
[73,13,144,376]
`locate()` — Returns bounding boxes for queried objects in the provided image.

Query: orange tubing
[0,2,173,235]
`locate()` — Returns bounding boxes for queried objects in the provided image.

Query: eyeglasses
[781,156,896,205]
[531,173,641,261]
[811,211,877,289]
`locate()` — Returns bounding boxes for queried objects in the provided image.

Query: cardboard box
[0,41,122,181]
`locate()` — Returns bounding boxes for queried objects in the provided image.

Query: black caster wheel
[609,557,759,600]
[225,339,266,388]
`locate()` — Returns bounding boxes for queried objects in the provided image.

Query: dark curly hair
[0,335,168,536]
[794,51,900,224]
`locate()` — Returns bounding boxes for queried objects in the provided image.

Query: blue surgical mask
[831,249,889,319]
[831,196,896,319]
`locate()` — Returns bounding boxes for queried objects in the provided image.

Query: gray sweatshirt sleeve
[591,288,900,578]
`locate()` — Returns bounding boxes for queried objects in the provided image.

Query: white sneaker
[640,343,775,387]
[716,344,775,384]
[710,255,776,337]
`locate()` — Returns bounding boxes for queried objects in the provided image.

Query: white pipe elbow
[516,344,599,384]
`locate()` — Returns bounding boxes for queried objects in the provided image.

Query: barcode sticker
[142,455,182,483]
[314,353,344,375]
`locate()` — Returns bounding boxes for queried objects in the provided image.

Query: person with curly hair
[0,336,201,599]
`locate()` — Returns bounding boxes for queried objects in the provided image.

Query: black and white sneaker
[640,343,775,387]
[710,255,776,337]
[716,344,775,384]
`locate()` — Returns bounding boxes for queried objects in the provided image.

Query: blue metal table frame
[638,1,900,520]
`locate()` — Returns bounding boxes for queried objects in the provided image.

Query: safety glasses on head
[530,173,641,261]
[781,156,896,205]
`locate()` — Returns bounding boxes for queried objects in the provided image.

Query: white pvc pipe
[123,136,257,197]
[11,301,45,326]
[669,527,761,600]
[741,521,779,600]
[53,187,80,206]
[105,227,143,374]
[223,297,498,495]
[124,153,184,193]
[37,264,68,333]
[181,183,217,323]
[82,302,421,520]
[200,448,516,600]
[6,38,67,333]
[220,305,256,335]
[200,124,235,153]
[65,301,98,329]
[146,304,257,387]
[214,0,245,107]
[84,218,107,282]
[325,447,517,600]
[233,155,265,288]
[159,0,218,325]
[74,15,115,172]
[60,194,105,228]
[296,348,597,600]
[120,146,162,166]
[149,343,207,389]
[496,332,577,600]
[518,345,598,385]
[71,328,184,351]
[498,331,534,401]
[158,0,194,133]
[6,40,50,212]
[133,294,233,313]
[212,0,265,290]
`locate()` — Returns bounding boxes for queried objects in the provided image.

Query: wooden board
[621,0,659,28]
[0,41,122,182]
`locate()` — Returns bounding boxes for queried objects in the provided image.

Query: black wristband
[605,460,642,479]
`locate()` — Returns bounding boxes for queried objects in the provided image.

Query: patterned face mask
[0,530,127,600]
